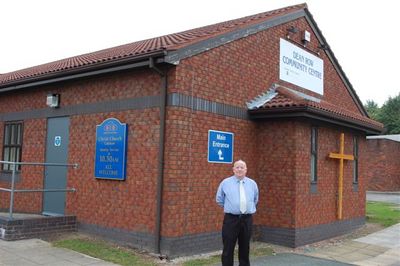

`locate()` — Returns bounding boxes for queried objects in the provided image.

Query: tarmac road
[367,191,400,204]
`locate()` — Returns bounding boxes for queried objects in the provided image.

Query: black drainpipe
[149,57,167,255]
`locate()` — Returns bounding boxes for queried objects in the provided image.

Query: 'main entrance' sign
[95,118,127,180]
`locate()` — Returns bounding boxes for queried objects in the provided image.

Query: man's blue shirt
[216,176,259,215]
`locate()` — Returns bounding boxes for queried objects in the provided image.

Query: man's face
[233,162,247,179]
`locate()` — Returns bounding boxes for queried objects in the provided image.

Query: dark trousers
[221,213,253,266]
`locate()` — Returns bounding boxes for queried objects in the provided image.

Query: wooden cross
[329,133,354,220]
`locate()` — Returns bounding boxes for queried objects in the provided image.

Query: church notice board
[94,118,127,180]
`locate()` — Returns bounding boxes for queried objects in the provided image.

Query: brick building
[366,135,400,191]
[0,4,383,257]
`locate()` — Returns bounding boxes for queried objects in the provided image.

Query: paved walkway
[0,238,117,266]
[298,223,400,266]
[235,223,400,266]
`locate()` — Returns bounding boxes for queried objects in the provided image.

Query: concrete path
[248,253,352,265]
[299,224,400,266]
[356,223,400,249]
[0,238,117,266]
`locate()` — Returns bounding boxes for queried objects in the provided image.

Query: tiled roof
[248,85,383,132]
[0,3,306,88]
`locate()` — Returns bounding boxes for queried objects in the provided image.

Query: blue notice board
[208,130,234,164]
[94,118,127,180]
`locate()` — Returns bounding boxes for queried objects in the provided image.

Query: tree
[379,93,400,134]
[364,100,380,121]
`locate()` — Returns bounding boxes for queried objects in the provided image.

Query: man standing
[216,160,259,266]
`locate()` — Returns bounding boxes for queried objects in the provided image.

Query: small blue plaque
[208,130,234,164]
[95,118,127,180]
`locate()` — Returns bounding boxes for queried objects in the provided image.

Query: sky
[1,0,399,106]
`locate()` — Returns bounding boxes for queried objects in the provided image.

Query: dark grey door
[43,117,70,216]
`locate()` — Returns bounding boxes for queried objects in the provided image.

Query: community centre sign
[279,38,324,95]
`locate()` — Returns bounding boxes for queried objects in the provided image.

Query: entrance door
[43,117,70,216]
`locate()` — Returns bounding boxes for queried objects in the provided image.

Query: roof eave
[0,50,168,93]
[249,106,383,134]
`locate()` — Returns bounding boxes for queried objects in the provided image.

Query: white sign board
[279,38,324,95]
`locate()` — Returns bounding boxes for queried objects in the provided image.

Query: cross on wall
[328,133,354,220]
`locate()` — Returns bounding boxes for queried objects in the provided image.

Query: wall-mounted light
[286,26,299,39]
[46,94,60,108]
[302,30,311,46]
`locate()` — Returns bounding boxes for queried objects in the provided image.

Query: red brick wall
[0,119,46,213]
[294,125,366,228]
[366,139,400,191]
[162,107,258,237]
[0,69,161,113]
[164,15,367,236]
[0,69,162,236]
[171,17,362,115]
[255,121,297,228]
[67,109,160,232]
[0,13,370,245]
[254,122,365,229]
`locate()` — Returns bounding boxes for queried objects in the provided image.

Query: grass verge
[366,201,400,227]
[53,238,155,266]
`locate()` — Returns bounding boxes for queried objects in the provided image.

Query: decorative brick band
[0,95,161,121]
[0,93,248,121]
[168,93,248,120]
[254,217,365,247]
[0,215,77,240]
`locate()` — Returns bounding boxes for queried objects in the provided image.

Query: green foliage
[364,100,381,120]
[183,254,221,266]
[379,93,400,134]
[364,94,400,134]
[53,238,155,266]
[366,201,400,227]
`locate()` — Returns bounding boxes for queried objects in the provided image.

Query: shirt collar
[234,176,246,182]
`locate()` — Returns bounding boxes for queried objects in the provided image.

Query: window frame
[2,121,23,172]
[310,127,318,183]
[353,135,359,184]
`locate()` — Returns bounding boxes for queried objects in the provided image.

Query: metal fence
[0,160,78,220]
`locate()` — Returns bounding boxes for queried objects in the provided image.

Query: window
[353,136,358,183]
[2,122,23,171]
[310,127,318,183]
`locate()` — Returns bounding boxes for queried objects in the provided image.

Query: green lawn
[53,237,273,266]
[366,201,400,227]
[53,238,155,266]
